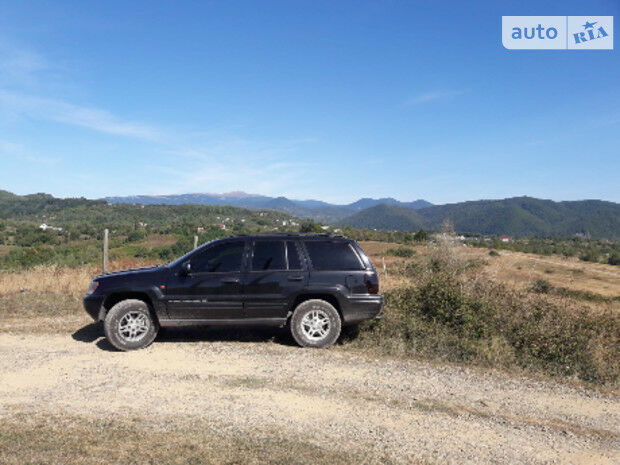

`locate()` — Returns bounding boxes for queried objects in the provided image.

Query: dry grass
[0,259,161,299]
[359,241,620,311]
[0,259,160,333]
[0,412,399,465]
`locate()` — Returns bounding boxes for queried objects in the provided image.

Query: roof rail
[230,232,346,238]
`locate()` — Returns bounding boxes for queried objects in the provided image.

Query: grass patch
[0,413,400,465]
[530,279,619,303]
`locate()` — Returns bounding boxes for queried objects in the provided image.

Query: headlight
[87,281,99,295]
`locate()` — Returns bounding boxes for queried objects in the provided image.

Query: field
[0,240,619,464]
[364,241,620,305]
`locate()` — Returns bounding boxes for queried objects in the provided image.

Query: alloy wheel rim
[301,309,330,341]
[118,311,149,342]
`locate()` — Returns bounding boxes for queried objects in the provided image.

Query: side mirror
[180,261,191,276]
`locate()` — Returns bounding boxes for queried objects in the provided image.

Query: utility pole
[193,235,198,249]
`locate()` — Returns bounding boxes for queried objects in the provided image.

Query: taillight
[365,276,379,294]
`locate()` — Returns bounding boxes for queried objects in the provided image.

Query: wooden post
[382,256,387,277]
[102,229,109,274]
[193,235,198,249]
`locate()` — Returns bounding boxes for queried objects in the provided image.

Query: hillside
[340,197,620,239]
[0,192,295,229]
[338,204,425,231]
[103,192,433,222]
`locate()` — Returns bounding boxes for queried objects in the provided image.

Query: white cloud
[0,139,60,165]
[0,43,48,85]
[405,90,464,105]
[0,90,160,140]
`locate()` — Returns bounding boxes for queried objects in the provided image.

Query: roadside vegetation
[352,232,619,385]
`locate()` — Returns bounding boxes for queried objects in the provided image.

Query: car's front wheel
[104,299,158,351]
[290,299,341,348]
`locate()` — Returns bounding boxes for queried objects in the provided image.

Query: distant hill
[103,192,433,222]
[339,197,620,239]
[339,204,425,231]
[0,191,294,229]
[6,191,618,239]
[347,197,433,211]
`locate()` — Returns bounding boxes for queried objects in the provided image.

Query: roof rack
[230,232,346,238]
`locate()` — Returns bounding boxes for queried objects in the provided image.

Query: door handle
[221,277,240,284]
[288,275,303,281]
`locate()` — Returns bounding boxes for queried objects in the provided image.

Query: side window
[304,241,364,271]
[190,241,244,273]
[286,241,302,270]
[252,240,287,271]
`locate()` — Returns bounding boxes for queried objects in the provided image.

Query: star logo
[583,20,597,29]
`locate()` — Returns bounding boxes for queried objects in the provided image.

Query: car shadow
[156,325,297,347]
[71,322,118,352]
[71,322,297,351]
[71,322,102,343]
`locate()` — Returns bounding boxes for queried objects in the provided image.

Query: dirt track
[0,326,618,465]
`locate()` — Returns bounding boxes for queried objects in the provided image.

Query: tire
[290,299,341,348]
[103,299,158,351]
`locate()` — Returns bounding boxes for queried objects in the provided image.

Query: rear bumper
[341,294,383,324]
[83,295,105,321]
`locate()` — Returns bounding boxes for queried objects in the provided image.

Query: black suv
[84,234,382,350]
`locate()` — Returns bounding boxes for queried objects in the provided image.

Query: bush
[531,279,552,294]
[385,246,416,258]
[608,252,620,266]
[580,249,600,263]
[353,237,619,384]
[488,250,499,257]
[413,229,428,242]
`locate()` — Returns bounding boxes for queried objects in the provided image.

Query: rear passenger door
[243,240,307,319]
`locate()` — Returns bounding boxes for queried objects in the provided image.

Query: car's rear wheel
[290,299,341,348]
[104,299,158,351]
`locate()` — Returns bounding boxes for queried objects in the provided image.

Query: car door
[165,239,247,320]
[243,239,307,319]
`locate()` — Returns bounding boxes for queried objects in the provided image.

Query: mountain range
[103,192,433,223]
[339,198,620,239]
[103,192,620,239]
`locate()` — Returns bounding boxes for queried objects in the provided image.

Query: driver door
[165,239,247,320]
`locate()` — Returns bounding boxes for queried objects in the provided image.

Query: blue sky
[0,0,618,204]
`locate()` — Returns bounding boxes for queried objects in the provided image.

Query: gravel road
[0,326,618,464]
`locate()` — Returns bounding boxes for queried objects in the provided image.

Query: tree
[413,229,428,242]
[300,220,324,233]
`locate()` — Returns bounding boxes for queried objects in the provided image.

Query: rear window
[304,240,364,271]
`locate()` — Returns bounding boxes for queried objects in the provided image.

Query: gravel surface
[0,327,618,464]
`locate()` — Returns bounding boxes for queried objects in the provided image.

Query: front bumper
[341,294,383,324]
[83,294,105,321]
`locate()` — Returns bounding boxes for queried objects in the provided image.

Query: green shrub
[354,263,619,384]
[385,246,416,258]
[580,249,600,263]
[413,229,428,242]
[531,279,552,294]
[608,252,620,266]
